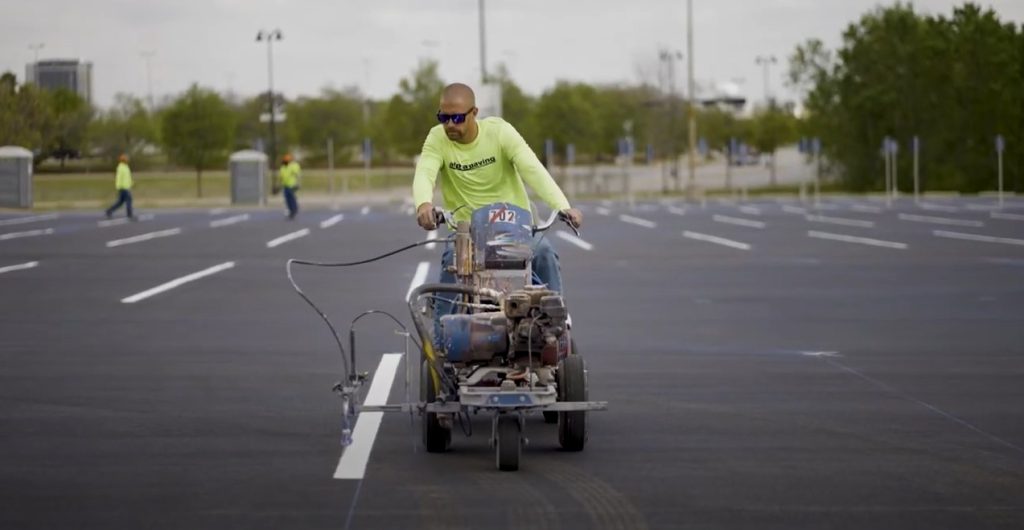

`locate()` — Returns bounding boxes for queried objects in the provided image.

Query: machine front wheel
[495,414,521,471]
[421,360,451,452]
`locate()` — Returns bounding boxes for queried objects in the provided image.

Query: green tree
[382,60,445,158]
[161,84,235,197]
[750,104,799,184]
[89,94,158,165]
[44,88,93,167]
[534,82,600,162]
[287,87,365,165]
[0,72,53,155]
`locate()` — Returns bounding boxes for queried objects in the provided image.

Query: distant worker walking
[279,153,301,219]
[104,154,135,220]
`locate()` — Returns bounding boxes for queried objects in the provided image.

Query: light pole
[660,50,683,194]
[479,0,487,81]
[28,43,45,64]
[755,55,777,105]
[140,50,155,110]
[256,29,283,165]
[685,0,697,197]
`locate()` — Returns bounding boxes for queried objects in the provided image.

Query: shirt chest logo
[448,156,497,172]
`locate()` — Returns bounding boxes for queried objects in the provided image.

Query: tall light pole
[755,55,777,105]
[256,29,283,165]
[660,50,683,194]
[479,0,488,81]
[686,0,697,197]
[28,43,45,64]
[140,50,155,110]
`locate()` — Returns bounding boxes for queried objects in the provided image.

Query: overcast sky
[1,0,1022,109]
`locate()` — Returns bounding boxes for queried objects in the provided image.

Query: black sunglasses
[437,108,475,124]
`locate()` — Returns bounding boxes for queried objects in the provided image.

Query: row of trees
[789,2,1022,192]
[0,63,797,178]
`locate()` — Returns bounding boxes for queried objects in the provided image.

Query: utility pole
[685,0,697,198]
[140,50,155,110]
[256,29,283,165]
[479,0,487,81]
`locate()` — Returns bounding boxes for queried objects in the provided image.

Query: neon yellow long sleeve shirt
[412,117,571,223]
[115,162,133,190]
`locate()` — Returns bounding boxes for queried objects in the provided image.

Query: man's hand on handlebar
[416,202,437,230]
[561,208,583,229]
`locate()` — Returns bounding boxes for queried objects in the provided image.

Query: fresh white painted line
[806,214,875,228]
[320,214,344,229]
[919,202,959,213]
[933,230,1024,247]
[98,214,155,227]
[899,213,983,228]
[801,351,841,358]
[333,353,403,480]
[991,211,1024,221]
[850,204,884,214]
[667,206,687,216]
[209,207,226,215]
[0,213,59,227]
[425,230,438,250]
[713,214,765,229]
[0,228,55,241]
[619,214,657,228]
[0,261,39,275]
[595,207,611,216]
[121,261,236,304]
[209,214,250,228]
[738,206,762,215]
[812,203,841,211]
[682,230,751,251]
[360,206,370,215]
[782,205,808,215]
[808,230,907,249]
[106,228,181,248]
[556,230,594,251]
[266,228,310,248]
[965,203,999,211]
[405,261,430,301]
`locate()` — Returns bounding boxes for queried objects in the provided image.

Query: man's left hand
[561,208,583,229]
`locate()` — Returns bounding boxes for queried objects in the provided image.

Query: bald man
[413,82,582,299]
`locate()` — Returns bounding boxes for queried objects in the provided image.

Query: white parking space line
[682,230,751,251]
[738,206,762,215]
[933,230,1024,247]
[806,214,875,228]
[0,228,55,241]
[712,215,765,229]
[106,228,182,248]
[320,214,344,229]
[919,203,960,213]
[965,203,1000,211]
[850,204,884,214]
[333,353,403,480]
[556,230,594,251]
[209,207,226,215]
[0,261,39,275]
[812,203,842,211]
[0,213,59,227]
[425,230,438,250]
[209,214,250,228]
[595,207,611,216]
[808,230,907,249]
[98,214,155,227]
[666,206,687,216]
[360,206,371,215]
[991,211,1024,221]
[899,213,983,228]
[406,261,430,301]
[266,228,310,248]
[782,205,808,215]
[619,214,657,228]
[121,261,236,304]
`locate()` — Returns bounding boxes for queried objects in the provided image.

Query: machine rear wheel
[496,414,521,471]
[557,353,587,451]
[421,359,451,452]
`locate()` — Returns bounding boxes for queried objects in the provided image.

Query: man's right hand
[416,202,436,230]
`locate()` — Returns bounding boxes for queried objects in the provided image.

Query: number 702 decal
[488,209,518,224]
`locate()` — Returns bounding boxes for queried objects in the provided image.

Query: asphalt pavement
[1,196,1023,529]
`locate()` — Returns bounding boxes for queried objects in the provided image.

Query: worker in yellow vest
[279,153,301,219]
[105,154,136,220]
